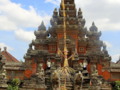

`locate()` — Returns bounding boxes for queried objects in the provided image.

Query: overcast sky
[0,0,120,62]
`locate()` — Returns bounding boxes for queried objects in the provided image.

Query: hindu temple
[0,0,120,90]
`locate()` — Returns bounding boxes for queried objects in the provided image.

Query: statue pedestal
[0,82,8,89]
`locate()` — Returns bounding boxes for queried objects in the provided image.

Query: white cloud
[75,0,120,31]
[15,29,35,42]
[112,54,120,62]
[0,0,40,31]
[0,43,13,51]
[106,0,120,4]
[0,15,17,31]
[0,0,51,42]
[45,0,60,5]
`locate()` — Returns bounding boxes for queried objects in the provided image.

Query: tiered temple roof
[0,0,120,89]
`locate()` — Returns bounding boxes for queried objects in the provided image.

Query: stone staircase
[60,77,74,90]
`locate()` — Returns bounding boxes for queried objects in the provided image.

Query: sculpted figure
[51,62,56,70]
[51,71,60,89]
[0,51,7,82]
[79,63,83,71]
[37,63,43,72]
[36,63,45,84]
[74,71,83,90]
[91,64,98,76]
[90,64,102,87]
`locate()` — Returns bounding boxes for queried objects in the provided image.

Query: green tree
[7,78,20,90]
[113,81,120,90]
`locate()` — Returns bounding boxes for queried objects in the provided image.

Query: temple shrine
[0,0,120,90]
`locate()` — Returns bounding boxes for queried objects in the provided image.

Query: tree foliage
[7,78,20,90]
[112,81,120,90]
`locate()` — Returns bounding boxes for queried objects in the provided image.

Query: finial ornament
[54,8,57,12]
[38,21,46,31]
[4,47,7,52]
[92,22,95,26]
[78,8,83,18]
[78,8,81,12]
[90,21,98,31]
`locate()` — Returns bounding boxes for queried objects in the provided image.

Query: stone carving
[74,71,83,90]
[79,63,84,71]
[0,53,6,79]
[51,71,60,89]
[0,51,8,88]
[89,64,103,90]
[36,64,45,84]
[51,62,56,71]
[75,71,83,85]
[91,64,98,76]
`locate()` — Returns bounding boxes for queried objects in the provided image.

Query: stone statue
[0,53,6,78]
[91,64,98,76]
[79,63,83,71]
[51,70,60,89]
[89,64,102,90]
[51,62,56,71]
[36,64,45,84]
[1,69,7,79]
[74,71,83,90]
[90,77,98,86]
[0,52,8,88]
[37,63,43,72]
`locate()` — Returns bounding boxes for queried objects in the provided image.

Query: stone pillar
[0,56,8,89]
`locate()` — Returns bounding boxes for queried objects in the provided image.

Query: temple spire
[58,0,77,26]
[90,22,98,31]
[38,21,46,31]
[4,47,7,52]
[78,8,83,18]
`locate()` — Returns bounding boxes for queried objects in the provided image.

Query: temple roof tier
[86,31,102,38]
